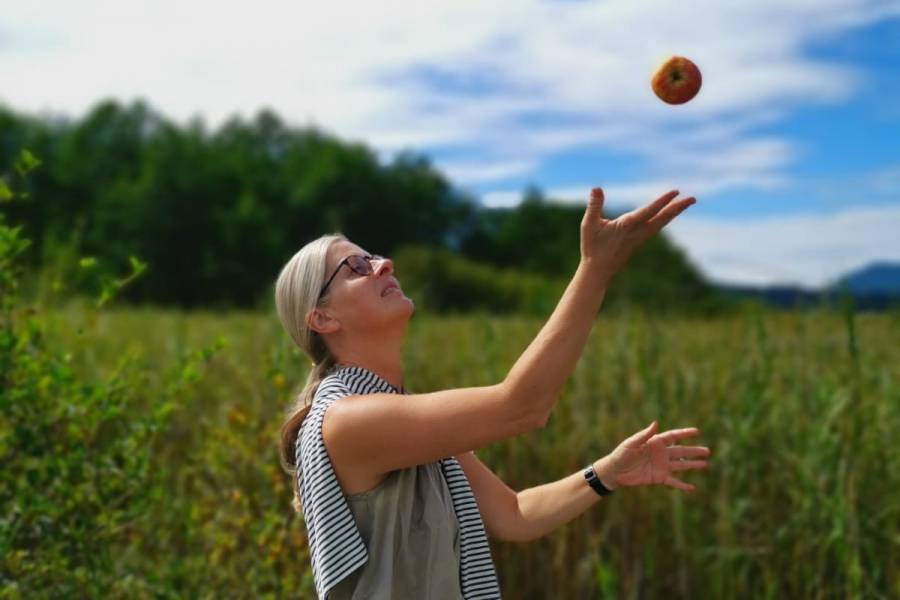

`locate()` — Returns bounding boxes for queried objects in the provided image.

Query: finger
[652,427,700,446]
[584,187,604,220]
[664,475,696,492]
[646,196,696,232]
[623,190,679,225]
[668,446,710,460]
[624,420,658,448]
[669,460,708,472]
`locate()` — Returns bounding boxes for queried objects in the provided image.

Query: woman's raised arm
[503,187,695,424]
[322,188,695,477]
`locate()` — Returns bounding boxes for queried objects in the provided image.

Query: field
[5,299,900,598]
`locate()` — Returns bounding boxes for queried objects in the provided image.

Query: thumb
[585,187,604,219]
[625,420,658,448]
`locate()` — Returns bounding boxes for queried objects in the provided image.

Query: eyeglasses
[318,254,385,301]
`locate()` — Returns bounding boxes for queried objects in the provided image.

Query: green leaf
[127,255,148,275]
[96,287,113,308]
[0,180,12,202]
[97,276,119,307]
[14,149,41,176]
[79,257,97,269]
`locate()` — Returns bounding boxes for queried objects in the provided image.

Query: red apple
[651,56,702,105]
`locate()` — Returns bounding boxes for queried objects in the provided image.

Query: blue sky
[2,0,899,287]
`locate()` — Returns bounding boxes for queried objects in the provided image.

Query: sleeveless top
[327,462,462,599]
[295,365,502,600]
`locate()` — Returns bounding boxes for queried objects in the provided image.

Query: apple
[651,56,702,105]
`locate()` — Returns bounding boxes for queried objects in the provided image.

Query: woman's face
[313,240,414,336]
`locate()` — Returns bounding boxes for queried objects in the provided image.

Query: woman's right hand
[593,421,710,492]
[579,187,695,279]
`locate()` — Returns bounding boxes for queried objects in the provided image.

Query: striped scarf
[296,365,502,599]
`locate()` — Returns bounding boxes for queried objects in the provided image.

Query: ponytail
[279,354,336,513]
[274,233,346,514]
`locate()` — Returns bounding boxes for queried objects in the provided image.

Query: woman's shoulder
[312,371,353,405]
[298,372,352,443]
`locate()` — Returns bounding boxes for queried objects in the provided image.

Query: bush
[0,151,221,597]
[393,244,567,315]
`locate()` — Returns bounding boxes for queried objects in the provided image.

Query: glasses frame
[318,254,384,301]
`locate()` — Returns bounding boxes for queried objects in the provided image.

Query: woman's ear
[307,307,340,335]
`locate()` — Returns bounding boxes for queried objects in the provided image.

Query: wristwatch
[583,463,614,496]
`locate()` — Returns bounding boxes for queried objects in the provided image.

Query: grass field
[8,299,900,598]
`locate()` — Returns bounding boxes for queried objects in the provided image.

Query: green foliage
[1,149,897,594]
[0,152,224,596]
[0,315,220,596]
[0,149,41,205]
[12,303,899,598]
[0,221,31,312]
[6,111,895,599]
[393,243,729,317]
[1,100,716,314]
[1,101,475,309]
[608,235,729,314]
[12,150,40,177]
[393,244,567,315]
[96,255,148,308]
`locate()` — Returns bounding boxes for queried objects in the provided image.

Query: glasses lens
[347,254,385,276]
[347,255,373,275]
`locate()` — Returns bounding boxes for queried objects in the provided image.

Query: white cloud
[483,161,900,288]
[665,203,900,288]
[1,0,896,192]
[471,142,796,208]
[480,183,900,289]
[480,190,524,209]
[2,0,899,289]
[439,158,539,185]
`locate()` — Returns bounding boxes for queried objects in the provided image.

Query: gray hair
[275,232,347,513]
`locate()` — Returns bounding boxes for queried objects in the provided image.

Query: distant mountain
[831,262,900,295]
[716,261,900,310]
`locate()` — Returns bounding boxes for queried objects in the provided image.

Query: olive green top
[326,461,463,599]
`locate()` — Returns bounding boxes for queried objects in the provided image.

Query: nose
[373,256,392,277]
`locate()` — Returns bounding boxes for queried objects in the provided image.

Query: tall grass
[13,300,900,598]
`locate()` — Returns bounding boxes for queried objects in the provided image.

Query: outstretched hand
[595,421,710,493]
[580,188,696,278]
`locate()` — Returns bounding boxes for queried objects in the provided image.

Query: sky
[2,0,899,288]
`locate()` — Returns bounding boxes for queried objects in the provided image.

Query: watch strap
[583,464,614,496]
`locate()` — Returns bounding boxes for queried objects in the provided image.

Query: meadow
[5,295,898,598]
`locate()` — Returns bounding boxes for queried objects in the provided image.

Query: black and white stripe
[439,457,502,599]
[296,365,501,599]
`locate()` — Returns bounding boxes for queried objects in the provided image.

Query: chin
[382,294,415,324]
[399,296,415,318]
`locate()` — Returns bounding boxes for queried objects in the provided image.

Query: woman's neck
[335,358,404,391]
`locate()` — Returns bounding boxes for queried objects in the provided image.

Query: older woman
[275,187,710,599]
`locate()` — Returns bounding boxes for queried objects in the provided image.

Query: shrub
[0,151,220,597]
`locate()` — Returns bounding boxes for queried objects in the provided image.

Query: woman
[275,187,710,599]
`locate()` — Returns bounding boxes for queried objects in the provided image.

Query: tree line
[0,100,724,313]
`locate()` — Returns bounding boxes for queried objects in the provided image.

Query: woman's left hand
[594,421,710,492]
